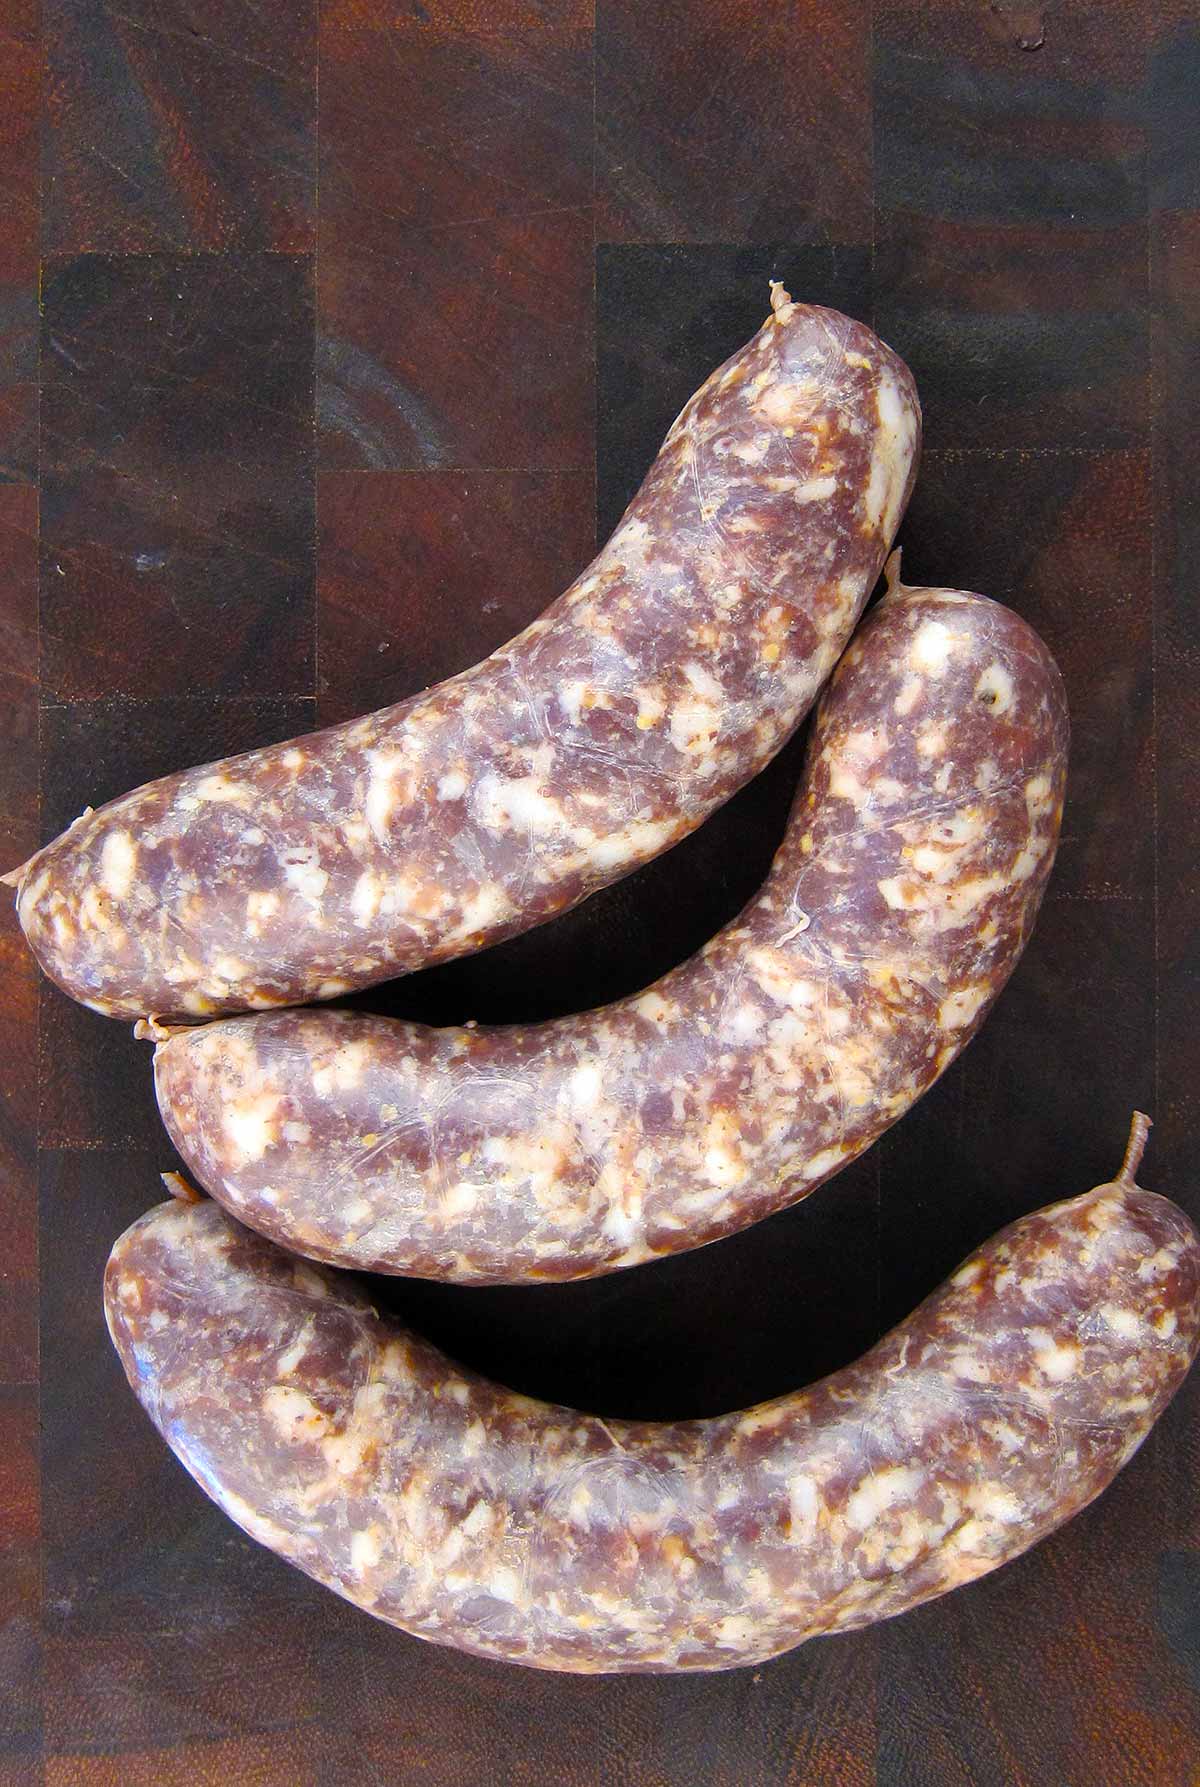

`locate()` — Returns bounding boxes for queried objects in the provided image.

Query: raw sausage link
[8,288,920,1022]
[104,1119,1200,1675]
[156,573,1069,1283]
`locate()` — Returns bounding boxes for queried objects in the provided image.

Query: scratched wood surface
[1,1,1198,1781]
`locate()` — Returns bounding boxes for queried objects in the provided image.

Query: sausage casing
[11,289,919,1021]
[156,574,1069,1283]
[105,1128,1200,1674]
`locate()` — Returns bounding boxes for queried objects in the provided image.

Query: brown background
[2,0,1199,1781]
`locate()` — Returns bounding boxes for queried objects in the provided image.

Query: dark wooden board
[2,1,1198,1780]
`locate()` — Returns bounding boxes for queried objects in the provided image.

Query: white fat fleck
[953,1259,985,1288]
[938,985,989,1030]
[634,990,675,1026]
[586,817,677,873]
[876,372,907,433]
[635,686,667,728]
[612,515,652,556]
[283,860,328,902]
[460,1500,494,1540]
[1100,1304,1141,1339]
[602,1201,640,1248]
[192,773,255,806]
[365,751,405,839]
[878,877,916,911]
[275,1327,312,1376]
[975,662,1015,714]
[486,1566,523,1606]
[736,1406,786,1439]
[893,674,923,717]
[860,375,914,536]
[223,1093,280,1163]
[827,726,891,807]
[755,379,821,426]
[669,697,721,758]
[910,621,954,677]
[99,831,137,900]
[788,1474,821,1540]
[440,1183,478,1219]
[474,774,566,835]
[794,475,839,503]
[935,1522,992,1579]
[1033,1337,1080,1381]
[845,1466,924,1532]
[311,1040,373,1097]
[568,1063,604,1110]
[79,885,111,934]
[802,1145,844,1180]
[567,1483,592,1525]
[682,660,725,702]
[283,850,330,907]
[351,871,383,927]
[1137,1245,1178,1281]
[263,1385,331,1442]
[350,1528,383,1572]
[246,890,281,923]
[460,1419,487,1459]
[442,882,515,948]
[828,763,870,807]
[701,1112,746,1188]
[950,1353,992,1384]
[558,681,589,725]
[879,859,1008,925]
[965,1483,1023,1525]
[727,1002,765,1042]
[437,770,468,802]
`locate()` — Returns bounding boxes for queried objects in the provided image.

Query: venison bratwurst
[10,287,918,1021]
[106,1119,1198,1674]
[156,570,1069,1283]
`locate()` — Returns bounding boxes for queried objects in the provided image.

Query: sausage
[104,1116,1200,1675]
[155,571,1069,1284]
[7,287,920,1022]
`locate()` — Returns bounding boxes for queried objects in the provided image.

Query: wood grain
[3,0,1198,1779]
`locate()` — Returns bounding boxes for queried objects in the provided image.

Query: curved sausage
[7,287,920,1022]
[155,572,1069,1284]
[104,1117,1200,1675]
